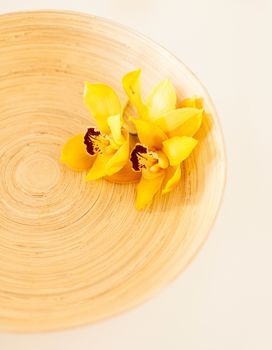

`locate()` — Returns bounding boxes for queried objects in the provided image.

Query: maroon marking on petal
[84,128,101,155]
[130,144,148,171]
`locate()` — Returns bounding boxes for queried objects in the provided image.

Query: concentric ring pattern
[0,11,226,332]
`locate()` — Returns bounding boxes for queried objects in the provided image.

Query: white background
[0,1,271,349]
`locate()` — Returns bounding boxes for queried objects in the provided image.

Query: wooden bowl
[0,11,226,332]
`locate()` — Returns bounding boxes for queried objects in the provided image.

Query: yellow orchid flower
[61,69,205,210]
[122,70,204,209]
[61,81,130,181]
[130,117,199,209]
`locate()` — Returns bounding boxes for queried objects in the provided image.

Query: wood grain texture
[0,11,226,332]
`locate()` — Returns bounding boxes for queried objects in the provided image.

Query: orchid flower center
[84,127,116,155]
[130,144,169,173]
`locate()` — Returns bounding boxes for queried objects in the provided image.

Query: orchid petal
[105,160,141,184]
[85,153,112,181]
[107,114,124,145]
[84,82,121,133]
[122,69,145,116]
[130,117,167,148]
[162,165,181,194]
[146,79,176,120]
[60,134,95,171]
[162,136,198,166]
[135,171,165,210]
[105,135,130,176]
[180,96,203,109]
[168,112,203,138]
[154,108,203,137]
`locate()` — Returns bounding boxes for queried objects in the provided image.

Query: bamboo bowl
[0,11,226,332]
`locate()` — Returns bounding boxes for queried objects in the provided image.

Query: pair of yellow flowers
[61,69,204,209]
